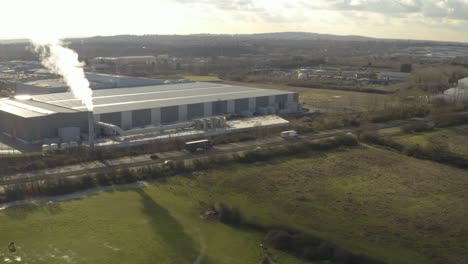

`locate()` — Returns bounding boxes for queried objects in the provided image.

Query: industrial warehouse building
[15,73,165,95]
[0,82,300,143]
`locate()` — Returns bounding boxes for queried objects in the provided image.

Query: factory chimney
[88,111,95,148]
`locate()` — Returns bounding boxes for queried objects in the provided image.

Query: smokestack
[88,111,95,148]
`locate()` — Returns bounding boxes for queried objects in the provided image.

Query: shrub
[96,171,112,186]
[119,167,136,183]
[264,229,387,263]
[359,132,404,152]
[350,254,387,264]
[333,247,353,264]
[400,121,433,133]
[192,158,209,170]
[80,175,98,188]
[215,202,243,226]
[370,103,429,123]
[432,112,468,128]
[405,142,468,169]
[259,257,272,264]
[265,230,293,251]
[333,134,359,147]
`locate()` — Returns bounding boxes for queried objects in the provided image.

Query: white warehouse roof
[8,82,295,116]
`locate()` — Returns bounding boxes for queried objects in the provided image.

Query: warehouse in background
[439,77,468,102]
[0,82,301,145]
[14,73,165,95]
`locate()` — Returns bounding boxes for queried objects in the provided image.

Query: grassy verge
[394,125,468,157]
[0,186,308,264]
[222,80,391,112]
[0,135,358,201]
[179,147,468,264]
[2,144,467,263]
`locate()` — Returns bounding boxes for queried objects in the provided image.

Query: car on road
[149,154,159,160]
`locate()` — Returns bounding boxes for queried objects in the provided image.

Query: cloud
[166,0,468,41]
[331,0,422,14]
[1,0,467,42]
[172,0,260,12]
[327,0,468,21]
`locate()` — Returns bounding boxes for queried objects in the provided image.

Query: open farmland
[223,81,392,112]
[1,146,468,263]
[0,187,307,264]
[170,146,468,264]
[395,125,468,157]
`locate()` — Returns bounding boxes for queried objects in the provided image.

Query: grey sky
[1,0,468,42]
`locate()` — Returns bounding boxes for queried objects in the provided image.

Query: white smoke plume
[31,38,93,111]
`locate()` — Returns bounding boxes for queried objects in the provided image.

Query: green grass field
[395,125,468,156]
[223,81,390,112]
[1,146,468,264]
[187,147,468,264]
[0,186,306,264]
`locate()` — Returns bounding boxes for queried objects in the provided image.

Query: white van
[281,130,298,138]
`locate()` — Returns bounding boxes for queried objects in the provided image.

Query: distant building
[15,73,164,95]
[91,56,157,65]
[15,79,69,94]
[156,54,170,60]
[85,73,163,89]
[379,71,410,82]
[458,77,468,89]
[440,77,468,102]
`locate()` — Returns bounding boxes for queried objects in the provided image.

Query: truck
[281,130,298,138]
[185,139,213,153]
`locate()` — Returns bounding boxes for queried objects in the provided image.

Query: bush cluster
[1,134,359,204]
[359,132,405,152]
[239,135,358,163]
[212,132,257,145]
[400,121,433,133]
[291,114,362,133]
[370,104,429,123]
[211,202,387,264]
[432,112,468,128]
[287,80,391,94]
[359,133,468,169]
[1,163,188,204]
[405,143,468,169]
[265,229,386,264]
[214,202,243,226]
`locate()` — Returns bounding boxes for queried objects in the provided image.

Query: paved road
[0,118,418,185]
[0,137,285,184]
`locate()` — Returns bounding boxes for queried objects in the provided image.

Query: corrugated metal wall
[187,103,205,119]
[161,106,179,124]
[275,94,288,109]
[0,111,88,142]
[235,99,249,113]
[256,96,269,108]
[212,101,227,115]
[132,109,151,128]
[100,112,122,127]
[293,93,299,102]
